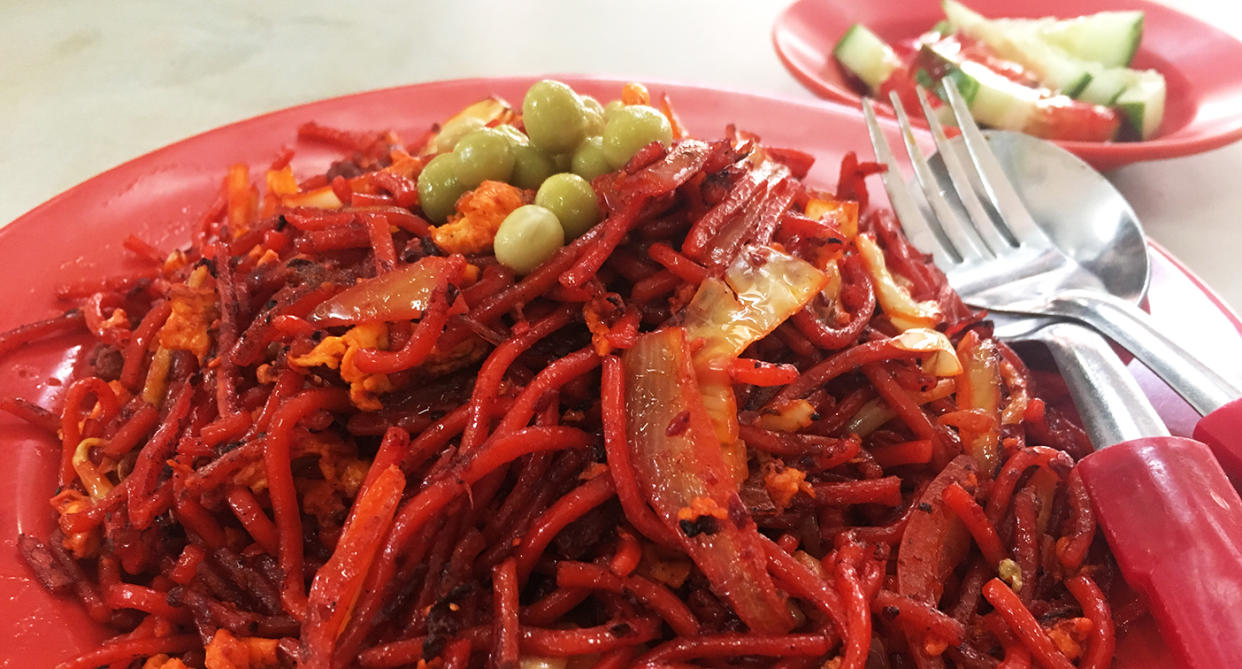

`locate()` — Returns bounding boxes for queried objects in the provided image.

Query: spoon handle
[1026,320,1167,446]
[1047,289,1241,415]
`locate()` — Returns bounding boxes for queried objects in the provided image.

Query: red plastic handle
[1193,397,1242,485]
[1077,437,1242,669]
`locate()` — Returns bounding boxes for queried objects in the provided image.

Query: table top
[3,0,1240,312]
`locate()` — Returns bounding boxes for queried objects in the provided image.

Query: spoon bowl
[930,130,1150,307]
[985,131,1149,306]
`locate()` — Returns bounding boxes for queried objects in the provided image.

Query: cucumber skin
[833,24,902,92]
[1117,101,1146,140]
[1114,72,1166,140]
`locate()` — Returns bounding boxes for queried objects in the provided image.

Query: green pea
[581,95,606,136]
[536,173,600,239]
[432,117,486,153]
[493,205,565,274]
[510,144,556,190]
[552,152,573,172]
[452,128,515,188]
[493,123,552,188]
[417,153,467,223]
[493,123,530,146]
[602,105,673,169]
[603,100,625,121]
[522,80,588,154]
[571,136,613,182]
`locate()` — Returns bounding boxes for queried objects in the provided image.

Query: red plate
[772,0,1242,170]
[2,76,1236,666]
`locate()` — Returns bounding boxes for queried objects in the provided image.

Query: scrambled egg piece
[1047,617,1094,661]
[998,558,1023,592]
[142,656,191,669]
[762,463,813,511]
[231,434,365,501]
[51,489,100,559]
[638,543,694,589]
[288,322,393,411]
[305,436,368,496]
[245,245,281,269]
[204,629,280,669]
[583,303,614,356]
[675,495,729,523]
[158,264,218,360]
[430,180,527,255]
[758,398,816,432]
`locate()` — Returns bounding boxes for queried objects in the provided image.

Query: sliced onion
[679,245,828,480]
[622,328,796,633]
[307,255,457,326]
[422,96,513,155]
[955,330,1002,472]
[683,245,828,363]
[758,398,817,433]
[892,328,963,377]
[856,234,941,332]
[281,186,344,210]
[805,197,859,239]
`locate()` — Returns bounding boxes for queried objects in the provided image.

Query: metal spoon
[928,145,1242,668]
[930,132,1242,478]
[971,132,1240,411]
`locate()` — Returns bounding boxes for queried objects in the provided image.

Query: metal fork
[861,82,1241,416]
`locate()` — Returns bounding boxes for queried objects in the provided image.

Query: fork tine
[860,98,960,269]
[913,85,1013,254]
[886,91,990,262]
[939,80,1049,246]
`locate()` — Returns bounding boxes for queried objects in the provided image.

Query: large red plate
[771,0,1242,170]
[2,76,1236,666]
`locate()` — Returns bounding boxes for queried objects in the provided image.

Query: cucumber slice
[942,1,1093,98]
[1038,11,1143,67]
[942,1,1143,68]
[952,61,1041,131]
[1114,70,1166,140]
[919,42,1038,131]
[913,68,960,126]
[833,24,902,92]
[1075,66,1132,106]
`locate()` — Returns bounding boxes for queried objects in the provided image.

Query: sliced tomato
[1027,97,1122,142]
[955,34,1042,87]
[876,65,926,115]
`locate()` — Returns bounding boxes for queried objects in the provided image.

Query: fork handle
[1047,289,1241,415]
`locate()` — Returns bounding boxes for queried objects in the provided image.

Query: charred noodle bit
[1,79,1118,668]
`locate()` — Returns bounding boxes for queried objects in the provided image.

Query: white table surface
[3,0,1240,312]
